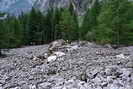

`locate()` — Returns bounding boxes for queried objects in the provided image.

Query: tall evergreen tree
[96,0,133,45]
[0,20,8,56]
[81,0,100,41]
[69,3,79,40]
[53,8,62,40]
[58,9,78,41]
[19,13,30,45]
[44,8,54,43]
[28,8,44,45]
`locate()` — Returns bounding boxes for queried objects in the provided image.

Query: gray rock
[29,84,37,89]
[126,62,133,68]
[0,41,133,89]
[38,82,52,89]
[48,39,66,54]
[0,84,3,89]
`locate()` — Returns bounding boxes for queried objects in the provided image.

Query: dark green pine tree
[12,18,24,47]
[115,0,133,45]
[96,0,133,45]
[44,8,54,43]
[19,13,30,45]
[69,3,79,40]
[43,8,62,43]
[81,0,100,41]
[0,19,8,56]
[58,9,78,41]
[53,8,62,40]
[28,8,44,45]
[27,8,37,44]
[5,16,23,48]
[49,8,58,41]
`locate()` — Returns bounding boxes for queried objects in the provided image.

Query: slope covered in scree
[0,41,132,89]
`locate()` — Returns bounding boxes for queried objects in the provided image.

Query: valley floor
[0,42,133,89]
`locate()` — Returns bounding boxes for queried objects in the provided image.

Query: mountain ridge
[0,0,93,16]
[0,0,36,15]
[34,0,94,16]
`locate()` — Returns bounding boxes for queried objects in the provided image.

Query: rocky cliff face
[0,0,36,15]
[34,0,94,15]
[0,0,18,11]
[0,0,94,16]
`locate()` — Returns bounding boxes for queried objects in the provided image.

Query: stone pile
[0,41,132,89]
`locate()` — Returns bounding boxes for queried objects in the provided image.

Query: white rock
[10,87,21,89]
[108,84,119,89]
[44,53,49,58]
[126,62,133,68]
[95,87,102,89]
[67,45,79,52]
[71,45,79,50]
[67,79,75,83]
[52,86,63,89]
[38,82,51,88]
[48,39,65,51]
[47,55,57,62]
[116,54,129,59]
[0,86,3,89]
[32,55,39,61]
[121,68,131,77]
[29,85,36,89]
[87,42,94,46]
[62,87,67,89]
[54,52,65,57]
[125,85,133,89]
[93,77,102,84]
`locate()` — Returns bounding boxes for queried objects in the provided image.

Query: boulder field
[0,41,132,89]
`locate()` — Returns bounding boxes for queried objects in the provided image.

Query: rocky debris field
[0,41,133,89]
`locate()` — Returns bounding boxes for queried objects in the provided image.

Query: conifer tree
[53,8,62,40]
[19,13,30,45]
[58,9,78,41]
[28,8,44,44]
[12,18,23,47]
[45,8,62,42]
[96,0,133,45]
[0,20,8,56]
[81,0,100,41]
[69,3,79,40]
[3,16,23,47]
[44,8,54,43]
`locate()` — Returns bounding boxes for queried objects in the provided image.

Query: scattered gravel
[0,42,132,89]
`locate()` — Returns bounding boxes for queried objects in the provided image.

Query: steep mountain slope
[0,0,18,11]
[34,0,94,15]
[0,0,94,16]
[0,0,36,15]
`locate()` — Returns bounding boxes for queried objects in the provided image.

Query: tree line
[0,0,133,54]
[81,0,133,45]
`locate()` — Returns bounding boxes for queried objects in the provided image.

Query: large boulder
[47,51,66,62]
[48,39,66,54]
